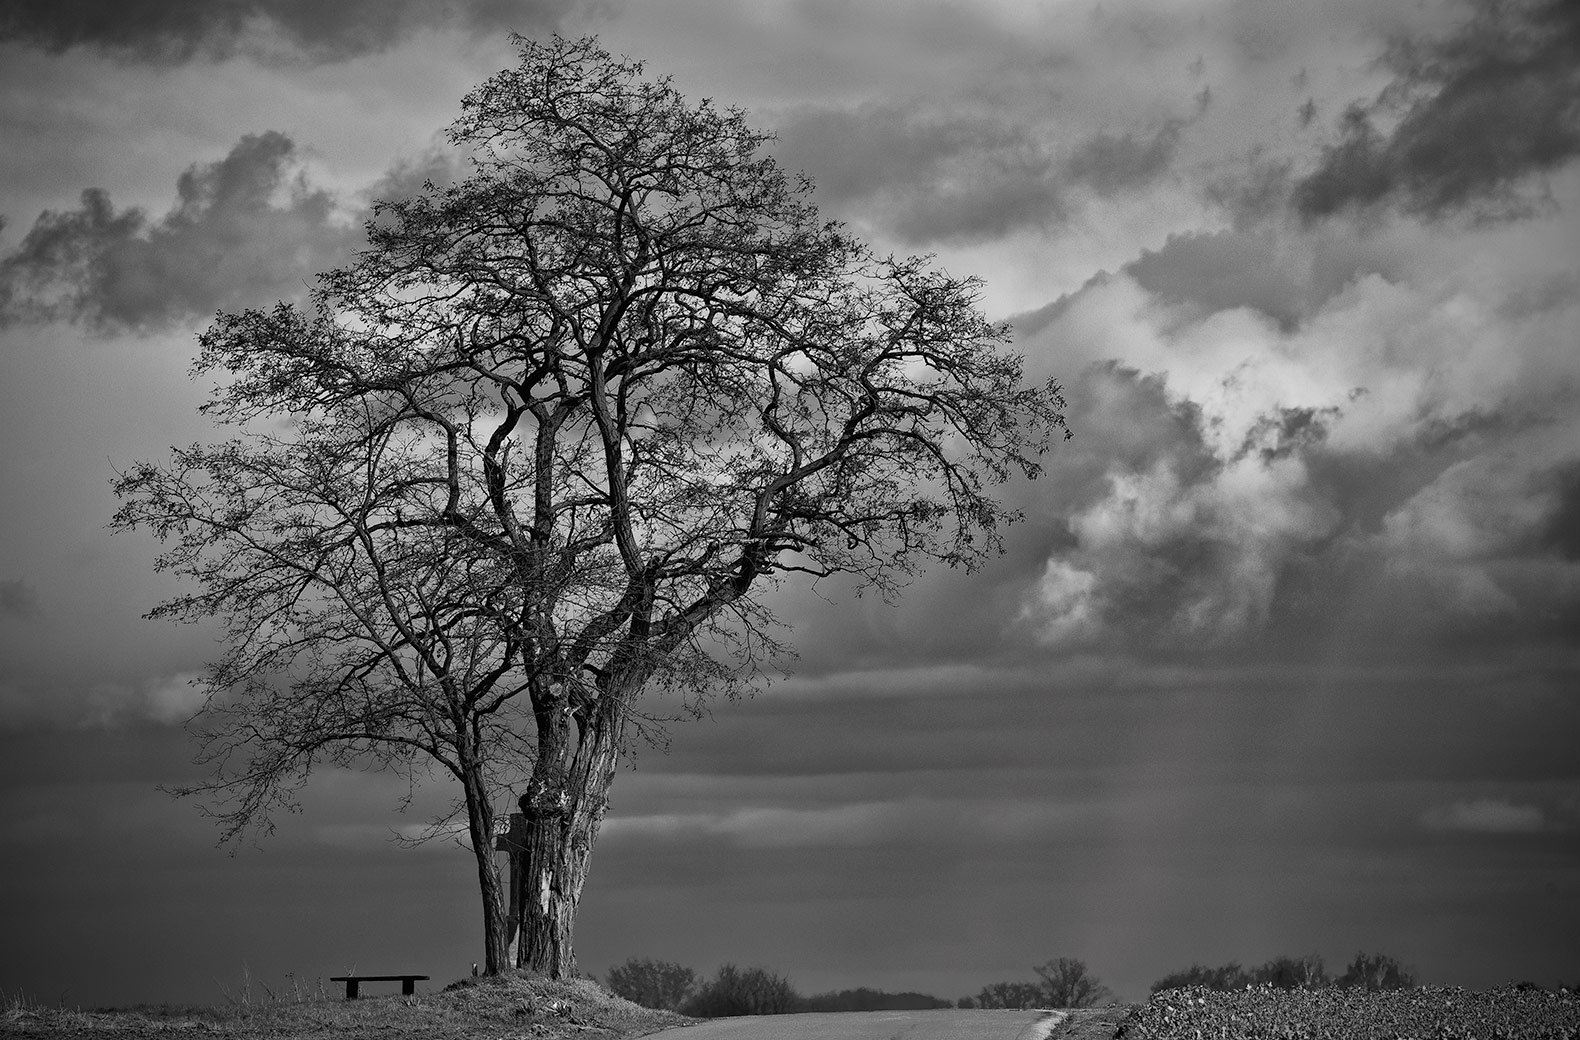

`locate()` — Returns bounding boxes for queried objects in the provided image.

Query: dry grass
[1046,1006,1132,1040]
[1,970,690,1040]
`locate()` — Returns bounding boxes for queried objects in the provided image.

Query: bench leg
[344,979,359,999]
[402,978,416,996]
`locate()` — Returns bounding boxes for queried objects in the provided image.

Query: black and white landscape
[1,0,1576,1011]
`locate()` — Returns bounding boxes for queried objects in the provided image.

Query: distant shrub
[1251,954,1328,990]
[605,957,696,1012]
[1337,952,1415,991]
[682,964,801,1017]
[957,995,979,1009]
[1151,963,1252,993]
[1154,955,1333,994]
[976,980,1045,1009]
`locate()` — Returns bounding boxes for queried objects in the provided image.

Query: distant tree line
[1151,952,1417,994]
[683,964,801,1017]
[605,959,949,1017]
[608,950,1419,1017]
[605,960,794,1016]
[801,988,954,1012]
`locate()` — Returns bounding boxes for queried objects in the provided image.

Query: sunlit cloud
[1012,189,1580,650]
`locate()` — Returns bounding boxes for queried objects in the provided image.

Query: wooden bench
[329,974,429,999]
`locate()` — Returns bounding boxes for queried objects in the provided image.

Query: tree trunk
[462,762,511,975]
[514,685,627,976]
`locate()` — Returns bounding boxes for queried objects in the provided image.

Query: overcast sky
[2,0,1578,1010]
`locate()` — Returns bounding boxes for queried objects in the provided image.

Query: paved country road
[642,1008,1070,1040]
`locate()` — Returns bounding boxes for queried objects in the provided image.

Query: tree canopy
[112,34,1067,976]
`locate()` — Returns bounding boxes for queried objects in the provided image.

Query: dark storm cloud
[774,103,1192,244]
[1124,230,1309,329]
[0,131,359,333]
[1202,154,1296,227]
[0,0,575,64]
[1294,0,1580,221]
[1538,461,1580,561]
[0,579,41,620]
[1119,228,1404,331]
[1063,120,1184,197]
[365,147,463,206]
[772,101,1065,245]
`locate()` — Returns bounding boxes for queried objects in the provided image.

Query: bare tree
[1034,957,1112,1008]
[112,34,1066,979]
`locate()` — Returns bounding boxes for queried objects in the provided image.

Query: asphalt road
[642,1008,1068,1040]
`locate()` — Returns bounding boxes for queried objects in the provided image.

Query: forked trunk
[512,685,628,976]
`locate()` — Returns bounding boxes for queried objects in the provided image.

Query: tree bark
[514,685,627,976]
[462,762,511,975]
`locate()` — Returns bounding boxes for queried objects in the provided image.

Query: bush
[605,957,696,1012]
[682,964,801,1017]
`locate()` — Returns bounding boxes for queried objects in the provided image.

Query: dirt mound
[3,972,688,1040]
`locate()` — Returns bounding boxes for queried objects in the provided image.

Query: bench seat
[329,974,429,998]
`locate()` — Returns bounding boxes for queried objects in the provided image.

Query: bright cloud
[1012,159,1580,648]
